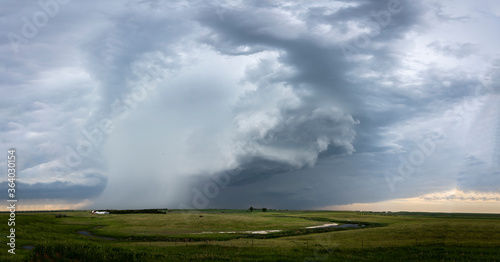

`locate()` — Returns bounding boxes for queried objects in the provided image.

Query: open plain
[1,209,499,261]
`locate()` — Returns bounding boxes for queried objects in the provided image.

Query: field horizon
[2,209,499,261]
[4,208,500,215]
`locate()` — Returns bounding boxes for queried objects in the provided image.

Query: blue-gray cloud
[1,0,499,210]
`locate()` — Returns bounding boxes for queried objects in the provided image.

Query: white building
[91,210,110,214]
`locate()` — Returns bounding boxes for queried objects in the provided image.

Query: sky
[1,0,500,213]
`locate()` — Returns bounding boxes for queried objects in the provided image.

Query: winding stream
[77,226,115,240]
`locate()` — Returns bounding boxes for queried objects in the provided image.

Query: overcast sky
[2,0,500,212]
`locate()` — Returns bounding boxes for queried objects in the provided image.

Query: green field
[1,209,500,261]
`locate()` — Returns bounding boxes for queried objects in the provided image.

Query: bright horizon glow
[16,199,93,212]
[322,189,500,214]
[19,189,500,214]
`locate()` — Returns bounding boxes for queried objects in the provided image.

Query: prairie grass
[0,210,498,261]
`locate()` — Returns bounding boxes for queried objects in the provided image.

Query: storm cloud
[1,0,499,211]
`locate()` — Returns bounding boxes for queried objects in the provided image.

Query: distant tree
[262,208,267,212]
[249,206,254,212]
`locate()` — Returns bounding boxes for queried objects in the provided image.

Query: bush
[107,209,166,214]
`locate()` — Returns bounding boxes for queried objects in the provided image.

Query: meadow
[1,209,499,261]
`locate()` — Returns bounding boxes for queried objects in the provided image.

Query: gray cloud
[428,41,476,58]
[1,0,499,210]
[0,173,106,201]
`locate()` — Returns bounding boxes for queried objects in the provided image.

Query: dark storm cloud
[2,0,499,210]
[1,173,106,201]
[189,0,422,176]
[178,0,500,209]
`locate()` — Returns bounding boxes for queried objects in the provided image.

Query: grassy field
[1,209,499,261]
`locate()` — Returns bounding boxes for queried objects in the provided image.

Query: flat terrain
[1,210,500,261]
